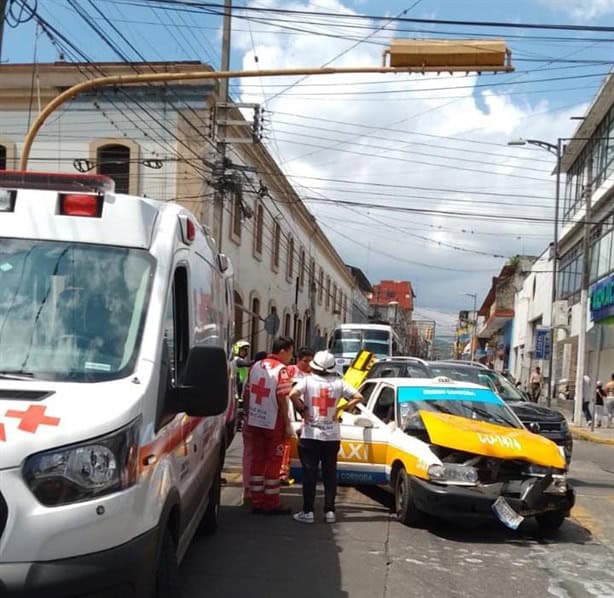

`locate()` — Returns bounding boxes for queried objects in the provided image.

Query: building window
[284,311,291,336]
[309,257,315,292]
[332,283,337,313]
[234,291,244,340]
[558,243,583,303]
[298,248,306,288]
[325,276,331,310]
[272,221,281,270]
[254,203,264,257]
[287,235,294,280]
[250,296,260,353]
[232,190,242,240]
[0,145,6,170]
[96,144,130,194]
[296,319,303,345]
[318,268,324,304]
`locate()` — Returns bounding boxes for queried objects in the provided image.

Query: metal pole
[0,0,6,64]
[573,151,594,425]
[471,293,478,361]
[214,0,232,252]
[546,138,562,407]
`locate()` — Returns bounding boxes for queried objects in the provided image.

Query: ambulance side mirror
[172,346,229,416]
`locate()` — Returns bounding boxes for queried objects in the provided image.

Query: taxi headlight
[428,463,478,486]
[23,418,140,506]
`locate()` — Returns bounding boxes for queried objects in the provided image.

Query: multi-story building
[476,257,536,372]
[346,265,372,324]
[554,72,614,390]
[368,279,414,352]
[0,61,354,355]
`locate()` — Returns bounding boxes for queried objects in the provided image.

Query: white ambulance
[0,171,234,597]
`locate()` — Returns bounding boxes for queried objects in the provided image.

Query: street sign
[534,327,551,360]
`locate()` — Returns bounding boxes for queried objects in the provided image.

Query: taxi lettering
[339,442,369,461]
[477,433,521,451]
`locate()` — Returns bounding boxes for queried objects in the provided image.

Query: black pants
[298,438,340,513]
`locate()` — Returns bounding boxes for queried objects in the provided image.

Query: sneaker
[280,478,295,486]
[293,511,315,524]
[325,511,336,524]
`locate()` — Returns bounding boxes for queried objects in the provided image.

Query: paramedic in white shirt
[289,350,362,524]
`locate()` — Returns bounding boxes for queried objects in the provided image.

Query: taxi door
[337,382,394,485]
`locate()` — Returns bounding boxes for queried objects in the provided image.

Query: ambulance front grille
[0,492,7,541]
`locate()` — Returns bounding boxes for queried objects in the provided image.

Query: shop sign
[534,327,551,360]
[590,273,614,321]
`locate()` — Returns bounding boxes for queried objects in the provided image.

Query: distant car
[290,377,574,531]
[366,358,573,464]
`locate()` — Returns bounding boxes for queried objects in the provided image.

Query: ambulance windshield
[0,239,154,381]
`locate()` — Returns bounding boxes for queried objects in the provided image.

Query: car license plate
[492,496,524,530]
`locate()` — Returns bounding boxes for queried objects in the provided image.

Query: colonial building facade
[0,61,354,355]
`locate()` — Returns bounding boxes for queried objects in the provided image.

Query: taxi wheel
[536,510,566,534]
[155,529,180,597]
[394,467,423,527]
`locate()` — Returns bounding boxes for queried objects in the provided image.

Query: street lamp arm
[19,61,513,170]
[524,139,559,156]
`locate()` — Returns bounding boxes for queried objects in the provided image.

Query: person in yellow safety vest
[233,340,251,397]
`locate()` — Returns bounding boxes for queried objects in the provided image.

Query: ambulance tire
[155,528,180,598]
[199,453,224,535]
[394,467,423,527]
[535,510,566,534]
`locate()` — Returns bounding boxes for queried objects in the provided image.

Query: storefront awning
[477,309,514,339]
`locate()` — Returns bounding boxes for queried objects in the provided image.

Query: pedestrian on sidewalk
[529,366,542,403]
[279,346,314,486]
[245,337,295,515]
[289,350,363,524]
[595,381,606,428]
[241,350,268,504]
[582,374,593,427]
[604,373,614,427]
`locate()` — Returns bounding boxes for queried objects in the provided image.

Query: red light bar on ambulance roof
[0,170,115,193]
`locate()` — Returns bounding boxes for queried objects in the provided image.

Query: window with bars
[96,144,130,194]
[318,268,324,304]
[287,236,294,280]
[272,221,281,270]
[254,203,264,257]
[298,248,305,288]
[232,191,242,240]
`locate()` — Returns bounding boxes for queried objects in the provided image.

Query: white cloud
[235,0,587,311]
[538,0,614,20]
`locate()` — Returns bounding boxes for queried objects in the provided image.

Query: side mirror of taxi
[354,416,374,428]
[172,345,229,417]
[528,422,541,434]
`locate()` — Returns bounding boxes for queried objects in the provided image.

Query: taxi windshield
[397,386,521,432]
[0,239,154,382]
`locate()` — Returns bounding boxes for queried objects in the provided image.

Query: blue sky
[2,0,614,327]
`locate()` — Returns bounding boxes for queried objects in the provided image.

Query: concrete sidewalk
[549,397,614,445]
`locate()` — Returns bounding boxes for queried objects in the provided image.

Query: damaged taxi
[293,377,574,532]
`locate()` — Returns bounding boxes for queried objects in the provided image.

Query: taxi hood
[419,410,565,469]
[0,378,145,469]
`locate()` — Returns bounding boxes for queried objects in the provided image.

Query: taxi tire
[155,528,180,598]
[394,467,423,527]
[535,510,566,534]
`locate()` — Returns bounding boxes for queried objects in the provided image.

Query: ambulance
[0,171,234,597]
[290,377,575,532]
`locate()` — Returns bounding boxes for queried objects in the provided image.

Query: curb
[570,427,614,446]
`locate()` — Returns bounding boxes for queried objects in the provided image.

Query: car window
[373,386,396,423]
[359,381,377,405]
[368,361,428,379]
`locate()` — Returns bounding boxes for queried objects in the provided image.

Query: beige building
[0,61,354,354]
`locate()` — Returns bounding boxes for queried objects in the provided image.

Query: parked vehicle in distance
[0,171,234,597]
[366,357,573,464]
[329,323,402,374]
[290,377,574,531]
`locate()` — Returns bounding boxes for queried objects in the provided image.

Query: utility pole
[214,0,232,251]
[0,0,6,64]
[574,151,594,425]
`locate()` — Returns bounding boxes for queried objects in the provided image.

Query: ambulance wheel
[155,528,180,598]
[394,467,423,527]
[536,510,566,534]
[199,465,222,535]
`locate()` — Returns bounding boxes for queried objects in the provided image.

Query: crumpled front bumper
[410,475,575,521]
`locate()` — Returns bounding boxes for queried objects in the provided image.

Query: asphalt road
[179,439,614,598]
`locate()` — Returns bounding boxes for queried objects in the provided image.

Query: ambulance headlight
[23,418,140,506]
[428,463,478,486]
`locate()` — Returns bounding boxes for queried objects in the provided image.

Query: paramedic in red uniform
[289,350,363,524]
[280,347,314,484]
[246,336,294,514]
